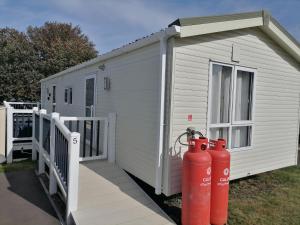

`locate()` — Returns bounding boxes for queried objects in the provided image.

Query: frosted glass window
[231,126,252,148]
[210,127,229,146]
[210,65,232,124]
[208,62,256,150]
[234,70,254,121]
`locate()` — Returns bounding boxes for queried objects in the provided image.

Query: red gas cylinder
[182,137,212,225]
[208,139,231,225]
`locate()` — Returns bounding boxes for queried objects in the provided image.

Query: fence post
[66,132,80,225]
[108,113,116,163]
[32,107,39,161]
[49,112,60,195]
[38,109,47,174]
[6,106,13,164]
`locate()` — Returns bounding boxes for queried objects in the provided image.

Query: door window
[85,77,95,117]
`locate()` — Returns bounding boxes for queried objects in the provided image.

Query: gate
[4,101,39,163]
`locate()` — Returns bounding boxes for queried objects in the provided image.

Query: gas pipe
[182,137,212,225]
[208,139,230,225]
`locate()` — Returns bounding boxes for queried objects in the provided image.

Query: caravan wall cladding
[41,42,163,189]
[164,27,300,196]
[41,27,300,197]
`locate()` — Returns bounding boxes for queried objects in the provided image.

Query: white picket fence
[32,108,116,223]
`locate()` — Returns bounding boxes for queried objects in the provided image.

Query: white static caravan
[40,11,300,196]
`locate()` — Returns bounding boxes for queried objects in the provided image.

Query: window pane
[234,70,254,121]
[69,88,72,104]
[209,127,229,145]
[65,89,68,103]
[52,86,56,103]
[231,126,252,148]
[86,78,95,106]
[85,78,95,117]
[210,64,232,124]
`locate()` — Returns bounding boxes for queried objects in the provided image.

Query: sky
[0,0,299,53]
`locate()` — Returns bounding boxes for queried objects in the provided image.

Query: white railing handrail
[10,109,34,113]
[3,101,10,107]
[41,113,51,120]
[4,101,39,107]
[33,109,40,116]
[12,137,32,141]
[54,117,71,139]
[60,116,108,122]
[5,101,37,105]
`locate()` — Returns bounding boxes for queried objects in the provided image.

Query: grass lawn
[228,166,300,225]
[159,165,300,225]
[0,160,34,173]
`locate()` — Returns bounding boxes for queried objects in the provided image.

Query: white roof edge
[177,11,300,63]
[41,26,180,82]
[261,13,300,63]
[179,16,263,38]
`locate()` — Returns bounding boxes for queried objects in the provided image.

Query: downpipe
[155,26,180,195]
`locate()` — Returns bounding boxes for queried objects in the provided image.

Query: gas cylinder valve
[175,127,204,148]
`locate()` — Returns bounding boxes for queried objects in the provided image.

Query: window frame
[64,87,73,104]
[207,61,256,151]
[232,66,256,125]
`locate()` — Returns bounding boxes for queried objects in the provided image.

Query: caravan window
[64,87,73,104]
[69,88,73,104]
[52,85,56,112]
[64,89,68,103]
[208,62,256,150]
[52,86,56,103]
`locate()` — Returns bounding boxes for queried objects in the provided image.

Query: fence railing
[4,101,39,109]
[42,115,51,155]
[60,117,109,162]
[34,113,40,142]
[4,101,39,163]
[4,101,116,224]
[32,108,116,224]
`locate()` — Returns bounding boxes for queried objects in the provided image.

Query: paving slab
[0,169,60,225]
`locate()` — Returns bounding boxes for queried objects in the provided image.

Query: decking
[72,160,175,225]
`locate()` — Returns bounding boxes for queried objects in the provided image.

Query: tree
[0,28,42,102]
[0,22,98,102]
[27,22,98,77]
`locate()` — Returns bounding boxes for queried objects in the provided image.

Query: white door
[85,76,96,117]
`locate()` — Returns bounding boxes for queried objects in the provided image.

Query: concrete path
[0,169,60,225]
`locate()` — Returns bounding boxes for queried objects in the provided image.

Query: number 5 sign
[73,137,78,144]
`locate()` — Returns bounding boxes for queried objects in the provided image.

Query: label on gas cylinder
[200,167,212,186]
[217,168,230,186]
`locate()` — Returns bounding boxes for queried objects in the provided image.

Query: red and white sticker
[207,167,211,175]
[217,168,230,186]
[187,114,192,121]
[224,168,230,176]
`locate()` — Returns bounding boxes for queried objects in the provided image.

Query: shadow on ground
[0,169,59,225]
